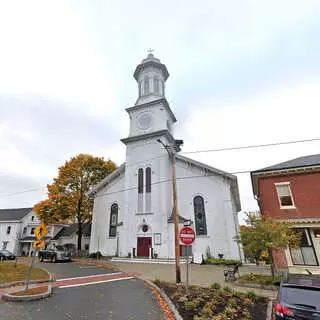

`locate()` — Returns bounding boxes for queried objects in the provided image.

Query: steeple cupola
[134,52,169,106]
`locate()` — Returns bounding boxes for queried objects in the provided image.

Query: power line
[0,187,46,198]
[94,170,252,199]
[1,136,319,199]
[181,138,320,155]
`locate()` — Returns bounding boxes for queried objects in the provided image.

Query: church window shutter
[109,203,118,237]
[193,196,207,235]
[138,168,144,194]
[138,168,144,212]
[145,167,151,212]
[146,167,151,193]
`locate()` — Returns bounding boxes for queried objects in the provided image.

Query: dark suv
[38,245,72,263]
[276,273,320,319]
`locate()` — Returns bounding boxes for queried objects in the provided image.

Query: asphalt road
[34,261,115,279]
[0,262,164,320]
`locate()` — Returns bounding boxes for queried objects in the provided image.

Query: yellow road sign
[34,223,48,240]
[33,240,45,249]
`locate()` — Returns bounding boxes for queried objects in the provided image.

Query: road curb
[135,276,183,320]
[235,281,277,291]
[1,285,52,302]
[0,267,54,289]
[266,298,274,320]
[72,259,121,272]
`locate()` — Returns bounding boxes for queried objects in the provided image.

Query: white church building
[89,53,242,261]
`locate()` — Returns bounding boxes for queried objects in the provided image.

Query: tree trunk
[77,221,82,251]
[268,248,276,279]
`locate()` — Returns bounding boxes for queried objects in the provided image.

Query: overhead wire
[0,136,319,198]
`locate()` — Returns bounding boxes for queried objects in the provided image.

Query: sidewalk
[110,261,277,298]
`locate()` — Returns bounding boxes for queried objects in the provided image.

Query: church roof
[88,154,241,212]
[133,53,169,81]
[176,154,237,181]
[176,154,241,212]
[87,163,126,196]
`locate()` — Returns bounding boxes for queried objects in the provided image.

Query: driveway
[0,262,164,320]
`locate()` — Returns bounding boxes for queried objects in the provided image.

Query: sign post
[25,223,48,293]
[179,226,196,296]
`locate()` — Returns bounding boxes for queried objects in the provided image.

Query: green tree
[239,212,301,278]
[34,154,117,250]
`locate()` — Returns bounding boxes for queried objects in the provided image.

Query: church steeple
[133,51,169,106]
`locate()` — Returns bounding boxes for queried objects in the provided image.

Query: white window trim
[275,182,296,209]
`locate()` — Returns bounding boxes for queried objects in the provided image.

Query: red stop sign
[180,227,196,245]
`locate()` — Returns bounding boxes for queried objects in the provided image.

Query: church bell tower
[121,52,176,143]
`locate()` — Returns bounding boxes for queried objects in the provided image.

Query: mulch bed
[11,286,48,296]
[156,281,268,320]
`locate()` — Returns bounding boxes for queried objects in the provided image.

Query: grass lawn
[11,286,48,296]
[155,280,268,320]
[0,261,49,284]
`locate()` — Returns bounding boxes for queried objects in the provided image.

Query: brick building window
[275,182,295,208]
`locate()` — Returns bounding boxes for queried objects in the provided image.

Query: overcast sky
[0,1,319,223]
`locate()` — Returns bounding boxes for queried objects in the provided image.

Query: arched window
[193,196,207,235]
[138,168,144,212]
[109,203,118,237]
[145,167,151,212]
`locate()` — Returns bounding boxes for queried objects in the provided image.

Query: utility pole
[157,139,181,283]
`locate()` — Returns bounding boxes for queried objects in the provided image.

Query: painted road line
[58,277,134,289]
[57,272,124,282]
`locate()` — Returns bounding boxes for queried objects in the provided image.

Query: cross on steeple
[147,48,154,55]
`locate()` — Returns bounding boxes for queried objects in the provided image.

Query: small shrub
[153,278,161,286]
[227,297,238,308]
[223,286,233,293]
[205,258,241,265]
[218,253,224,259]
[89,251,102,259]
[184,301,196,310]
[247,290,257,301]
[210,282,221,290]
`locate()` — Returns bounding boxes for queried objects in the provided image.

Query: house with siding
[0,207,87,256]
[251,154,320,274]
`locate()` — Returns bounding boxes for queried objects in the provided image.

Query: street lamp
[157,138,183,283]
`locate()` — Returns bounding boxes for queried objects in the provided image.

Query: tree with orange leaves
[34,154,117,250]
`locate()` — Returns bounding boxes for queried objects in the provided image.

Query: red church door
[137,237,152,257]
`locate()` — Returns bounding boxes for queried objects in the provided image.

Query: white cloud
[0,0,319,214]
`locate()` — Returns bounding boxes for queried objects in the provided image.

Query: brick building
[251,154,320,274]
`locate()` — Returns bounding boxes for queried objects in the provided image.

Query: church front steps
[111,257,189,264]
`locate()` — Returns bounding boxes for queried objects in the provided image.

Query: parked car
[0,250,16,261]
[275,273,320,319]
[38,245,72,263]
